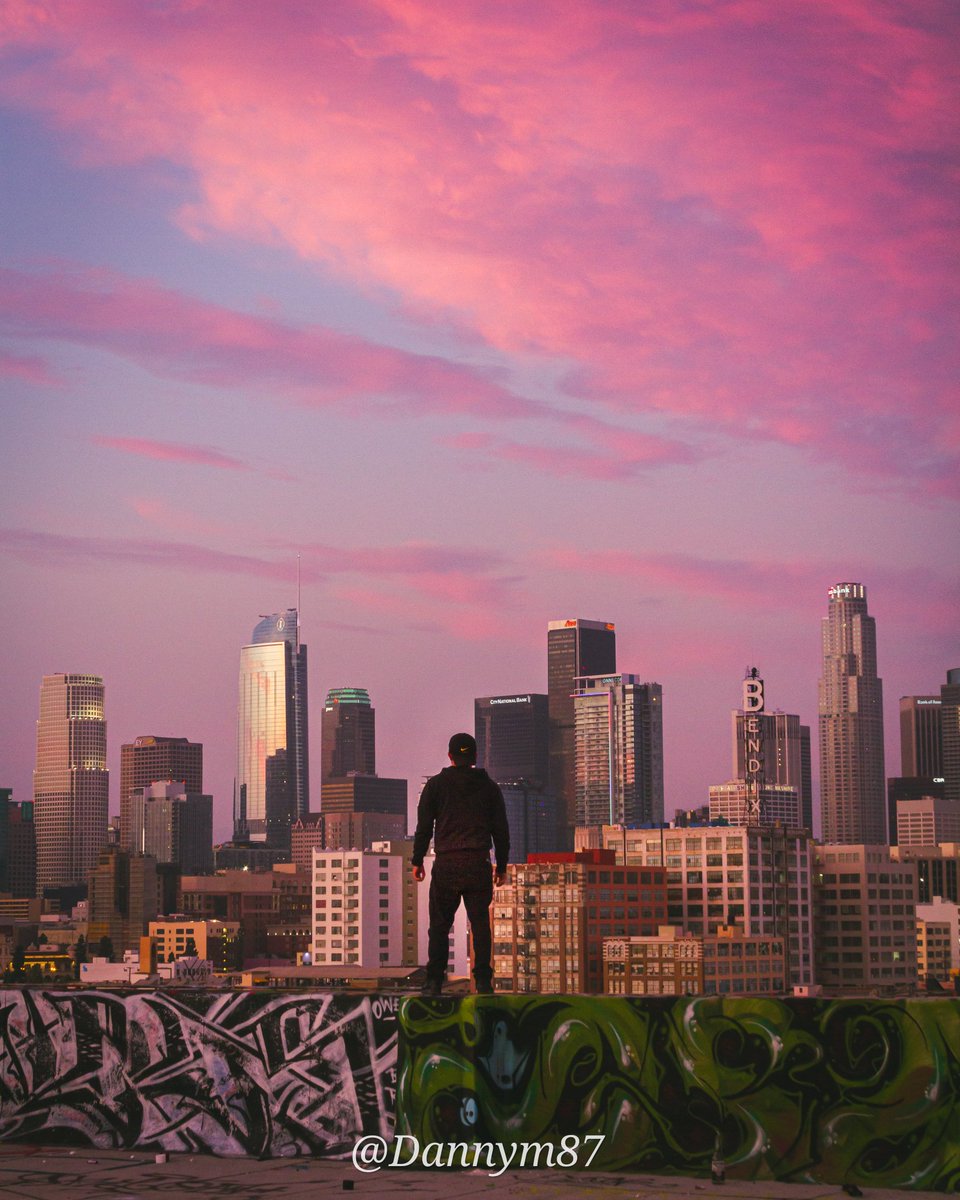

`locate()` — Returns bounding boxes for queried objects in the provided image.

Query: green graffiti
[396,996,960,1191]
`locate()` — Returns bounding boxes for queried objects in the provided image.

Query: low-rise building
[493,849,667,994]
[916,896,960,988]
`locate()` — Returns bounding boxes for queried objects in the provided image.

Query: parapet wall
[0,989,957,1191]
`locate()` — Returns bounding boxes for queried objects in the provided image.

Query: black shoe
[420,979,442,996]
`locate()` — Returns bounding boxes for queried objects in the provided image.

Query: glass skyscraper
[573,673,663,827]
[548,618,616,836]
[33,673,109,892]
[235,609,309,845]
[818,582,886,843]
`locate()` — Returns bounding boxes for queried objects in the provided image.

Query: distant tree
[183,937,198,958]
[28,964,44,983]
[11,944,26,977]
[98,936,115,962]
[37,932,48,946]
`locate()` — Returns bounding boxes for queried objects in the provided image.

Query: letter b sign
[743,677,764,713]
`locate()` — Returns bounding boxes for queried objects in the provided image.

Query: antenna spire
[296,553,301,648]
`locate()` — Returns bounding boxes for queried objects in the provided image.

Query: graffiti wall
[396,995,960,1192]
[2,989,959,1188]
[0,989,399,1156]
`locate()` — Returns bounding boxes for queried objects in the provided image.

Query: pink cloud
[0,264,541,419]
[94,435,252,471]
[0,349,62,386]
[0,526,517,594]
[0,2,956,490]
[444,413,699,479]
[539,546,958,635]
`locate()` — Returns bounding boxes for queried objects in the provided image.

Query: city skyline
[1,3,956,838]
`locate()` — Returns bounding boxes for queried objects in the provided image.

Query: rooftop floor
[0,1147,948,1200]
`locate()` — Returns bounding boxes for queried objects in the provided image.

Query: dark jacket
[412,765,510,873]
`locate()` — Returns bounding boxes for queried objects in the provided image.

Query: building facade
[492,849,667,994]
[942,669,960,806]
[129,781,214,875]
[235,610,309,845]
[579,822,815,988]
[548,619,616,838]
[603,925,787,997]
[311,848,404,969]
[87,845,158,957]
[896,795,960,848]
[814,844,917,995]
[819,583,886,844]
[119,736,202,851]
[319,775,407,816]
[321,687,375,779]
[915,897,959,988]
[708,781,802,827]
[33,673,109,893]
[900,695,943,779]
[732,704,812,829]
[475,693,550,787]
[573,674,663,827]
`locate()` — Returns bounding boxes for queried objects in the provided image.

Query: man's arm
[489,781,510,883]
[411,777,437,871]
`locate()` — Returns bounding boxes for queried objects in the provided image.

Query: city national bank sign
[489,696,532,705]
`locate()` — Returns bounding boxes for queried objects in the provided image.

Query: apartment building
[577,823,815,988]
[814,844,917,995]
[492,849,667,993]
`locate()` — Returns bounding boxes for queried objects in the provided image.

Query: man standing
[412,732,510,995]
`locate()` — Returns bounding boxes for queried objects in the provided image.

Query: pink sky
[1,1,957,839]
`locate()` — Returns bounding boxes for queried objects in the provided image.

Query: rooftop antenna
[296,553,301,649]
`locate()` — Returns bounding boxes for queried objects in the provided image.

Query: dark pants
[427,853,494,984]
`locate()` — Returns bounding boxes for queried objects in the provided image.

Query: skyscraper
[548,619,616,836]
[33,673,109,893]
[818,583,886,843]
[941,669,960,805]
[475,693,549,786]
[899,695,943,779]
[321,688,375,779]
[129,780,214,875]
[235,609,309,845]
[573,674,663,827]
[119,736,203,851]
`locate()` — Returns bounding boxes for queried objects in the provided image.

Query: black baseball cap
[448,732,477,764]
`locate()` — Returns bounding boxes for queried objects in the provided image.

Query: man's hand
[412,864,425,882]
[493,871,506,887]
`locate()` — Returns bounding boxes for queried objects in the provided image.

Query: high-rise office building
[818,583,886,844]
[942,670,960,805]
[33,673,109,893]
[0,794,36,899]
[321,688,376,779]
[119,736,203,851]
[235,609,309,845]
[573,674,663,827]
[548,619,616,837]
[319,775,407,817]
[87,845,158,957]
[129,781,214,875]
[731,671,812,829]
[475,693,550,787]
[900,696,943,779]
